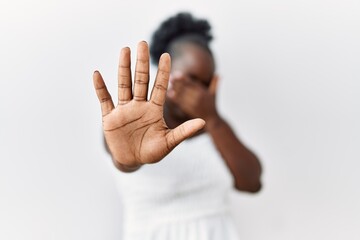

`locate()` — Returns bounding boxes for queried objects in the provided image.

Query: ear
[208,74,219,95]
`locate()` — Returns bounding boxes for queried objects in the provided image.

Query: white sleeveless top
[110,133,240,240]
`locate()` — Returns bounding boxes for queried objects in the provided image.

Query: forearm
[205,115,262,193]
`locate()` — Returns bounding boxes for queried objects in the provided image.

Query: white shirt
[110,133,240,240]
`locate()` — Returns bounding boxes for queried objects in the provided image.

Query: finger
[169,78,200,104]
[208,74,219,95]
[133,41,150,101]
[118,47,132,104]
[169,71,185,89]
[93,71,115,116]
[166,118,205,149]
[169,87,198,116]
[167,72,188,100]
[150,53,171,106]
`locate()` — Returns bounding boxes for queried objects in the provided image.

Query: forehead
[171,43,215,79]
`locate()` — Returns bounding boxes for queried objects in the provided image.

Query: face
[165,43,215,122]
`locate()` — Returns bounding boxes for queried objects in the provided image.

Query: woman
[93,12,262,240]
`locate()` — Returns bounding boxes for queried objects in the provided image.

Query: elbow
[247,181,262,193]
[234,180,262,193]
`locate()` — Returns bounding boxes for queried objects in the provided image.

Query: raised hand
[93,41,205,171]
[167,71,220,128]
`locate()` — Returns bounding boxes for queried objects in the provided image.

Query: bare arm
[167,73,262,193]
[205,116,262,193]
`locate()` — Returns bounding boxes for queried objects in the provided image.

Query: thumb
[208,74,219,96]
[166,118,205,150]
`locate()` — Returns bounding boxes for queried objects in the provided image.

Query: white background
[1,0,359,239]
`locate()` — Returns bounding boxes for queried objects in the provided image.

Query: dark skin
[94,41,262,193]
[165,43,262,193]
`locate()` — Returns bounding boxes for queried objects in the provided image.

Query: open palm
[93,41,205,171]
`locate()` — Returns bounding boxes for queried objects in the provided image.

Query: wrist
[113,159,142,173]
[204,114,223,132]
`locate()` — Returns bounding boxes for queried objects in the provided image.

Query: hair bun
[150,12,213,64]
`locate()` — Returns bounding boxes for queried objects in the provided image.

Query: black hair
[149,12,213,65]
